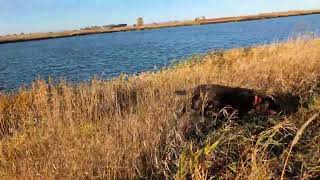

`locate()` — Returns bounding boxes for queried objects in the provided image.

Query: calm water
[1,14,320,90]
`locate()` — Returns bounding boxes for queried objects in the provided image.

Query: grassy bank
[0,38,320,179]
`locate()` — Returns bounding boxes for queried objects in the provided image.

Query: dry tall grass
[0,38,320,179]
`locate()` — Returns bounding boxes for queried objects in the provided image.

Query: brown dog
[176,84,280,119]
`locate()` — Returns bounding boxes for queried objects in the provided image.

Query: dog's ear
[265,95,281,111]
[266,95,276,103]
[264,95,277,106]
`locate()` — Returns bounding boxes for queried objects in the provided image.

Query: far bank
[1,9,320,44]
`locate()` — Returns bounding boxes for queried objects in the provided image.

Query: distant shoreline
[1,9,320,44]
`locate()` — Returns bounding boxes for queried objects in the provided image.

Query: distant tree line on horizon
[81,24,127,30]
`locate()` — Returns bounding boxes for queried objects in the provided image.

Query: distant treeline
[81,24,127,30]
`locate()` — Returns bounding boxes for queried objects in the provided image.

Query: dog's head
[271,93,301,114]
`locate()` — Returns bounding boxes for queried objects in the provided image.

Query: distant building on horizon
[195,16,206,21]
[103,24,127,29]
[137,17,144,26]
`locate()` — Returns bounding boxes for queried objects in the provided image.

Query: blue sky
[0,0,319,35]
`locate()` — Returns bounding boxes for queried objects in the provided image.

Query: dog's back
[192,84,254,98]
[189,84,256,117]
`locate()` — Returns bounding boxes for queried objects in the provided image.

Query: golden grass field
[0,38,320,179]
